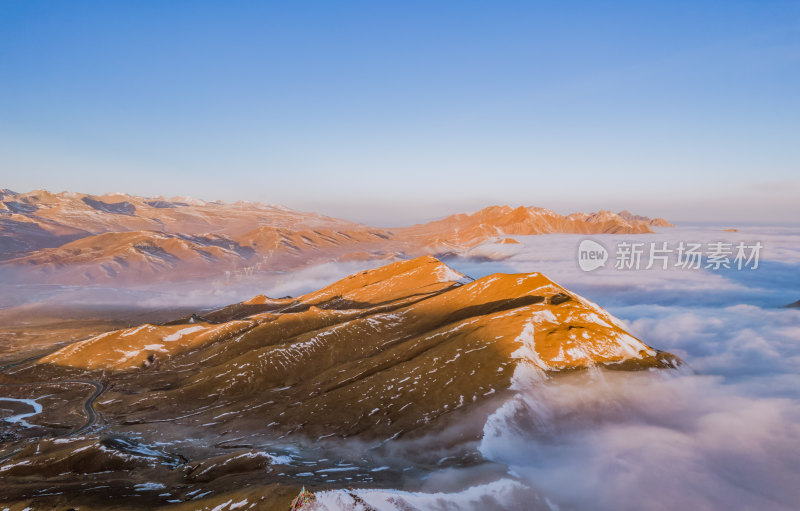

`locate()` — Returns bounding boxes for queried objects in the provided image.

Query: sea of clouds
[449,225,800,511]
[6,224,799,510]
[310,225,800,510]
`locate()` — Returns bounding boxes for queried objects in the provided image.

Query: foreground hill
[1,189,672,284]
[36,256,677,440]
[2,256,677,508]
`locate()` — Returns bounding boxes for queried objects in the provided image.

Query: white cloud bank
[313,224,800,510]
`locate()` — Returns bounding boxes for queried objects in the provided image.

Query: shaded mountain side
[35,256,678,442]
[618,209,675,227]
[0,216,89,259]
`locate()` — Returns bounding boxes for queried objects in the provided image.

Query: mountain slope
[0,189,364,259]
[40,256,676,440]
[5,227,398,283]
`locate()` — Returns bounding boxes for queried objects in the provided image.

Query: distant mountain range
[0,189,672,284]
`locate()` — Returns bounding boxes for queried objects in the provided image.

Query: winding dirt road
[0,379,106,434]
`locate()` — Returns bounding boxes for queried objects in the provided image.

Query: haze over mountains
[0,189,672,284]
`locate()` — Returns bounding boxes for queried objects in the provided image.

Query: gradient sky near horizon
[1,1,799,225]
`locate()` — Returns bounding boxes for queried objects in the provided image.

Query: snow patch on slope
[435,263,468,284]
[163,325,206,342]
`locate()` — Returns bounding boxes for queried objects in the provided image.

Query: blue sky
[1,1,798,225]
